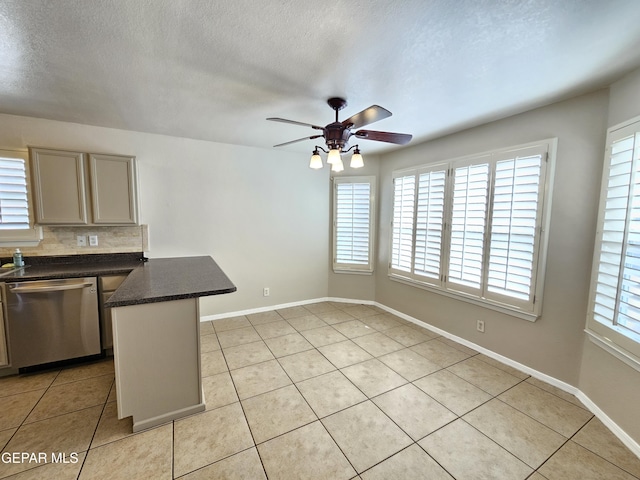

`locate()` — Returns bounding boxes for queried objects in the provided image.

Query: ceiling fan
[267,97,412,171]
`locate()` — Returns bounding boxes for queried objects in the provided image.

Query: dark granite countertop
[0,259,141,281]
[0,253,237,307]
[104,256,236,307]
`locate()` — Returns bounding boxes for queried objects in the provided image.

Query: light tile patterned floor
[1,301,640,479]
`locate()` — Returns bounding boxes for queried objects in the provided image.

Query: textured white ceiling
[1,0,640,154]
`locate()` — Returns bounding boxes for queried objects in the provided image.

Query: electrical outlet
[477,320,485,333]
[89,235,98,247]
[76,235,87,247]
[263,287,270,297]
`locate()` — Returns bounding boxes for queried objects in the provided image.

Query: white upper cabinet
[89,154,138,224]
[30,148,138,226]
[30,148,88,224]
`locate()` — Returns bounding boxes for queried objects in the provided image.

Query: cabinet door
[0,307,8,367]
[30,148,88,224]
[89,154,138,224]
[98,274,128,350]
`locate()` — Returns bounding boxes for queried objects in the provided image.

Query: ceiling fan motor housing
[325,122,351,151]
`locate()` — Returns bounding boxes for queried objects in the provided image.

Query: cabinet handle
[9,282,93,293]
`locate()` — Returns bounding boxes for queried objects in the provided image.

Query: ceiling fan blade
[267,117,324,130]
[342,105,392,129]
[273,134,323,147]
[353,130,413,145]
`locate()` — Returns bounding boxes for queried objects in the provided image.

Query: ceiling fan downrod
[327,97,348,123]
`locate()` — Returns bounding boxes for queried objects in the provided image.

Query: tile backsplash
[0,224,149,258]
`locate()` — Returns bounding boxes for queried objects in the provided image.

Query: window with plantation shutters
[333,176,376,273]
[391,166,447,287]
[0,149,41,245]
[588,117,640,365]
[389,140,554,320]
[0,156,30,229]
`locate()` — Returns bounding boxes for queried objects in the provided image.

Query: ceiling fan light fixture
[309,149,323,169]
[350,147,364,168]
[327,148,341,165]
[331,156,344,172]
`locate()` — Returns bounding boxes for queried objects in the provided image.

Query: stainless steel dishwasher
[2,277,100,369]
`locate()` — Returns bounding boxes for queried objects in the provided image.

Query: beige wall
[0,114,330,315]
[578,67,640,443]
[374,90,609,385]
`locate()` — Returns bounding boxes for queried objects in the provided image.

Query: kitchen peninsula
[105,256,236,432]
[0,254,236,433]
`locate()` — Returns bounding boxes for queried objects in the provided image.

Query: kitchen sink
[0,267,24,277]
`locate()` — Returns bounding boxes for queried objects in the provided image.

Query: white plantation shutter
[593,136,632,326]
[487,153,544,303]
[388,139,554,319]
[448,163,489,291]
[414,169,446,282]
[335,182,371,264]
[333,176,375,273]
[589,119,640,359]
[619,151,640,337]
[0,155,30,230]
[391,174,416,272]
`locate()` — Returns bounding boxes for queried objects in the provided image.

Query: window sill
[0,227,43,247]
[333,268,374,276]
[389,273,539,322]
[585,329,640,373]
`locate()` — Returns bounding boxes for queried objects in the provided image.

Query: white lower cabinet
[111,297,204,432]
[0,305,8,367]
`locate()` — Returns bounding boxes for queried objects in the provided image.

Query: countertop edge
[105,286,238,308]
[103,256,237,308]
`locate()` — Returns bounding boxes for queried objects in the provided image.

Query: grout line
[559,418,640,480]
[495,380,591,438]
[200,334,271,479]
[415,441,459,480]
[171,418,174,480]
[78,381,115,480]
[524,377,591,412]
[238,305,363,476]
[314,413,360,477]
[458,415,537,472]
[0,362,114,480]
[304,319,460,476]
[533,431,580,477]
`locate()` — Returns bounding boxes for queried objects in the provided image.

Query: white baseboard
[200,297,372,322]
[575,391,640,458]
[201,296,640,458]
[374,302,579,396]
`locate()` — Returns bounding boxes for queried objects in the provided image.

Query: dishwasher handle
[9,282,94,293]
